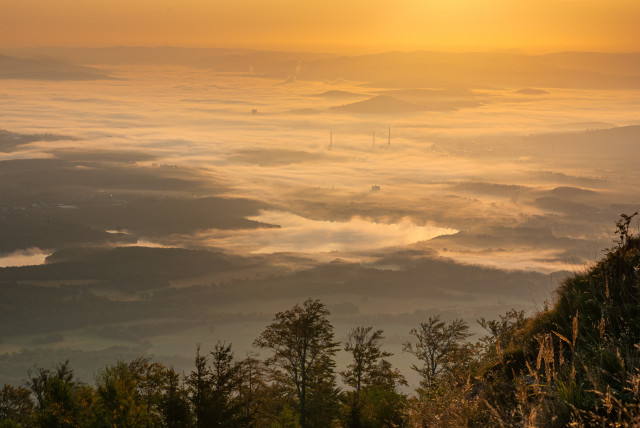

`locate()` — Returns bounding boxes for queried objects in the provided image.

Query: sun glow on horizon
[0,0,639,53]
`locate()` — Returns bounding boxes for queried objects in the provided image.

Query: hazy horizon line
[3,45,640,57]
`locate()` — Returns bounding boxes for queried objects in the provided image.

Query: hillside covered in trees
[1,214,639,427]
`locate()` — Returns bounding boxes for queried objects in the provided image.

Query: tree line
[1,298,500,427]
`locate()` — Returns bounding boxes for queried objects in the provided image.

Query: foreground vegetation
[1,214,639,427]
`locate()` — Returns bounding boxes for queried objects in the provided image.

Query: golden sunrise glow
[1,0,639,53]
[3,0,640,412]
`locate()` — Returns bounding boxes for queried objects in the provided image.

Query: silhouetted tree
[404,316,478,427]
[478,309,527,360]
[209,341,250,427]
[186,341,249,427]
[304,352,341,428]
[403,316,471,390]
[0,384,34,427]
[186,344,214,428]
[237,352,265,424]
[28,360,91,428]
[341,327,407,428]
[129,357,170,425]
[254,299,340,428]
[159,367,192,428]
[94,359,155,427]
[614,211,638,247]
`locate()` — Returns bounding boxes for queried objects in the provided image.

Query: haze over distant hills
[0,54,111,80]
[1,46,639,388]
[2,47,640,89]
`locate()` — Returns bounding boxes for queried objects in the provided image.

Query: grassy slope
[482,233,640,426]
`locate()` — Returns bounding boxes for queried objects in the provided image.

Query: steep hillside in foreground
[481,216,640,426]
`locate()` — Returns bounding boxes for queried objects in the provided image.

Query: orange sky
[1,0,639,53]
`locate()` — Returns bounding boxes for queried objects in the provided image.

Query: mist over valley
[1,48,639,389]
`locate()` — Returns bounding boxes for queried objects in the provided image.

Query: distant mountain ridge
[2,48,640,88]
[330,95,426,114]
[0,54,110,80]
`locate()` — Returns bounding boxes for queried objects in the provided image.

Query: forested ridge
[2,215,640,427]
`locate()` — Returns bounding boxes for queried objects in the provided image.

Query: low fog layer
[0,48,639,386]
